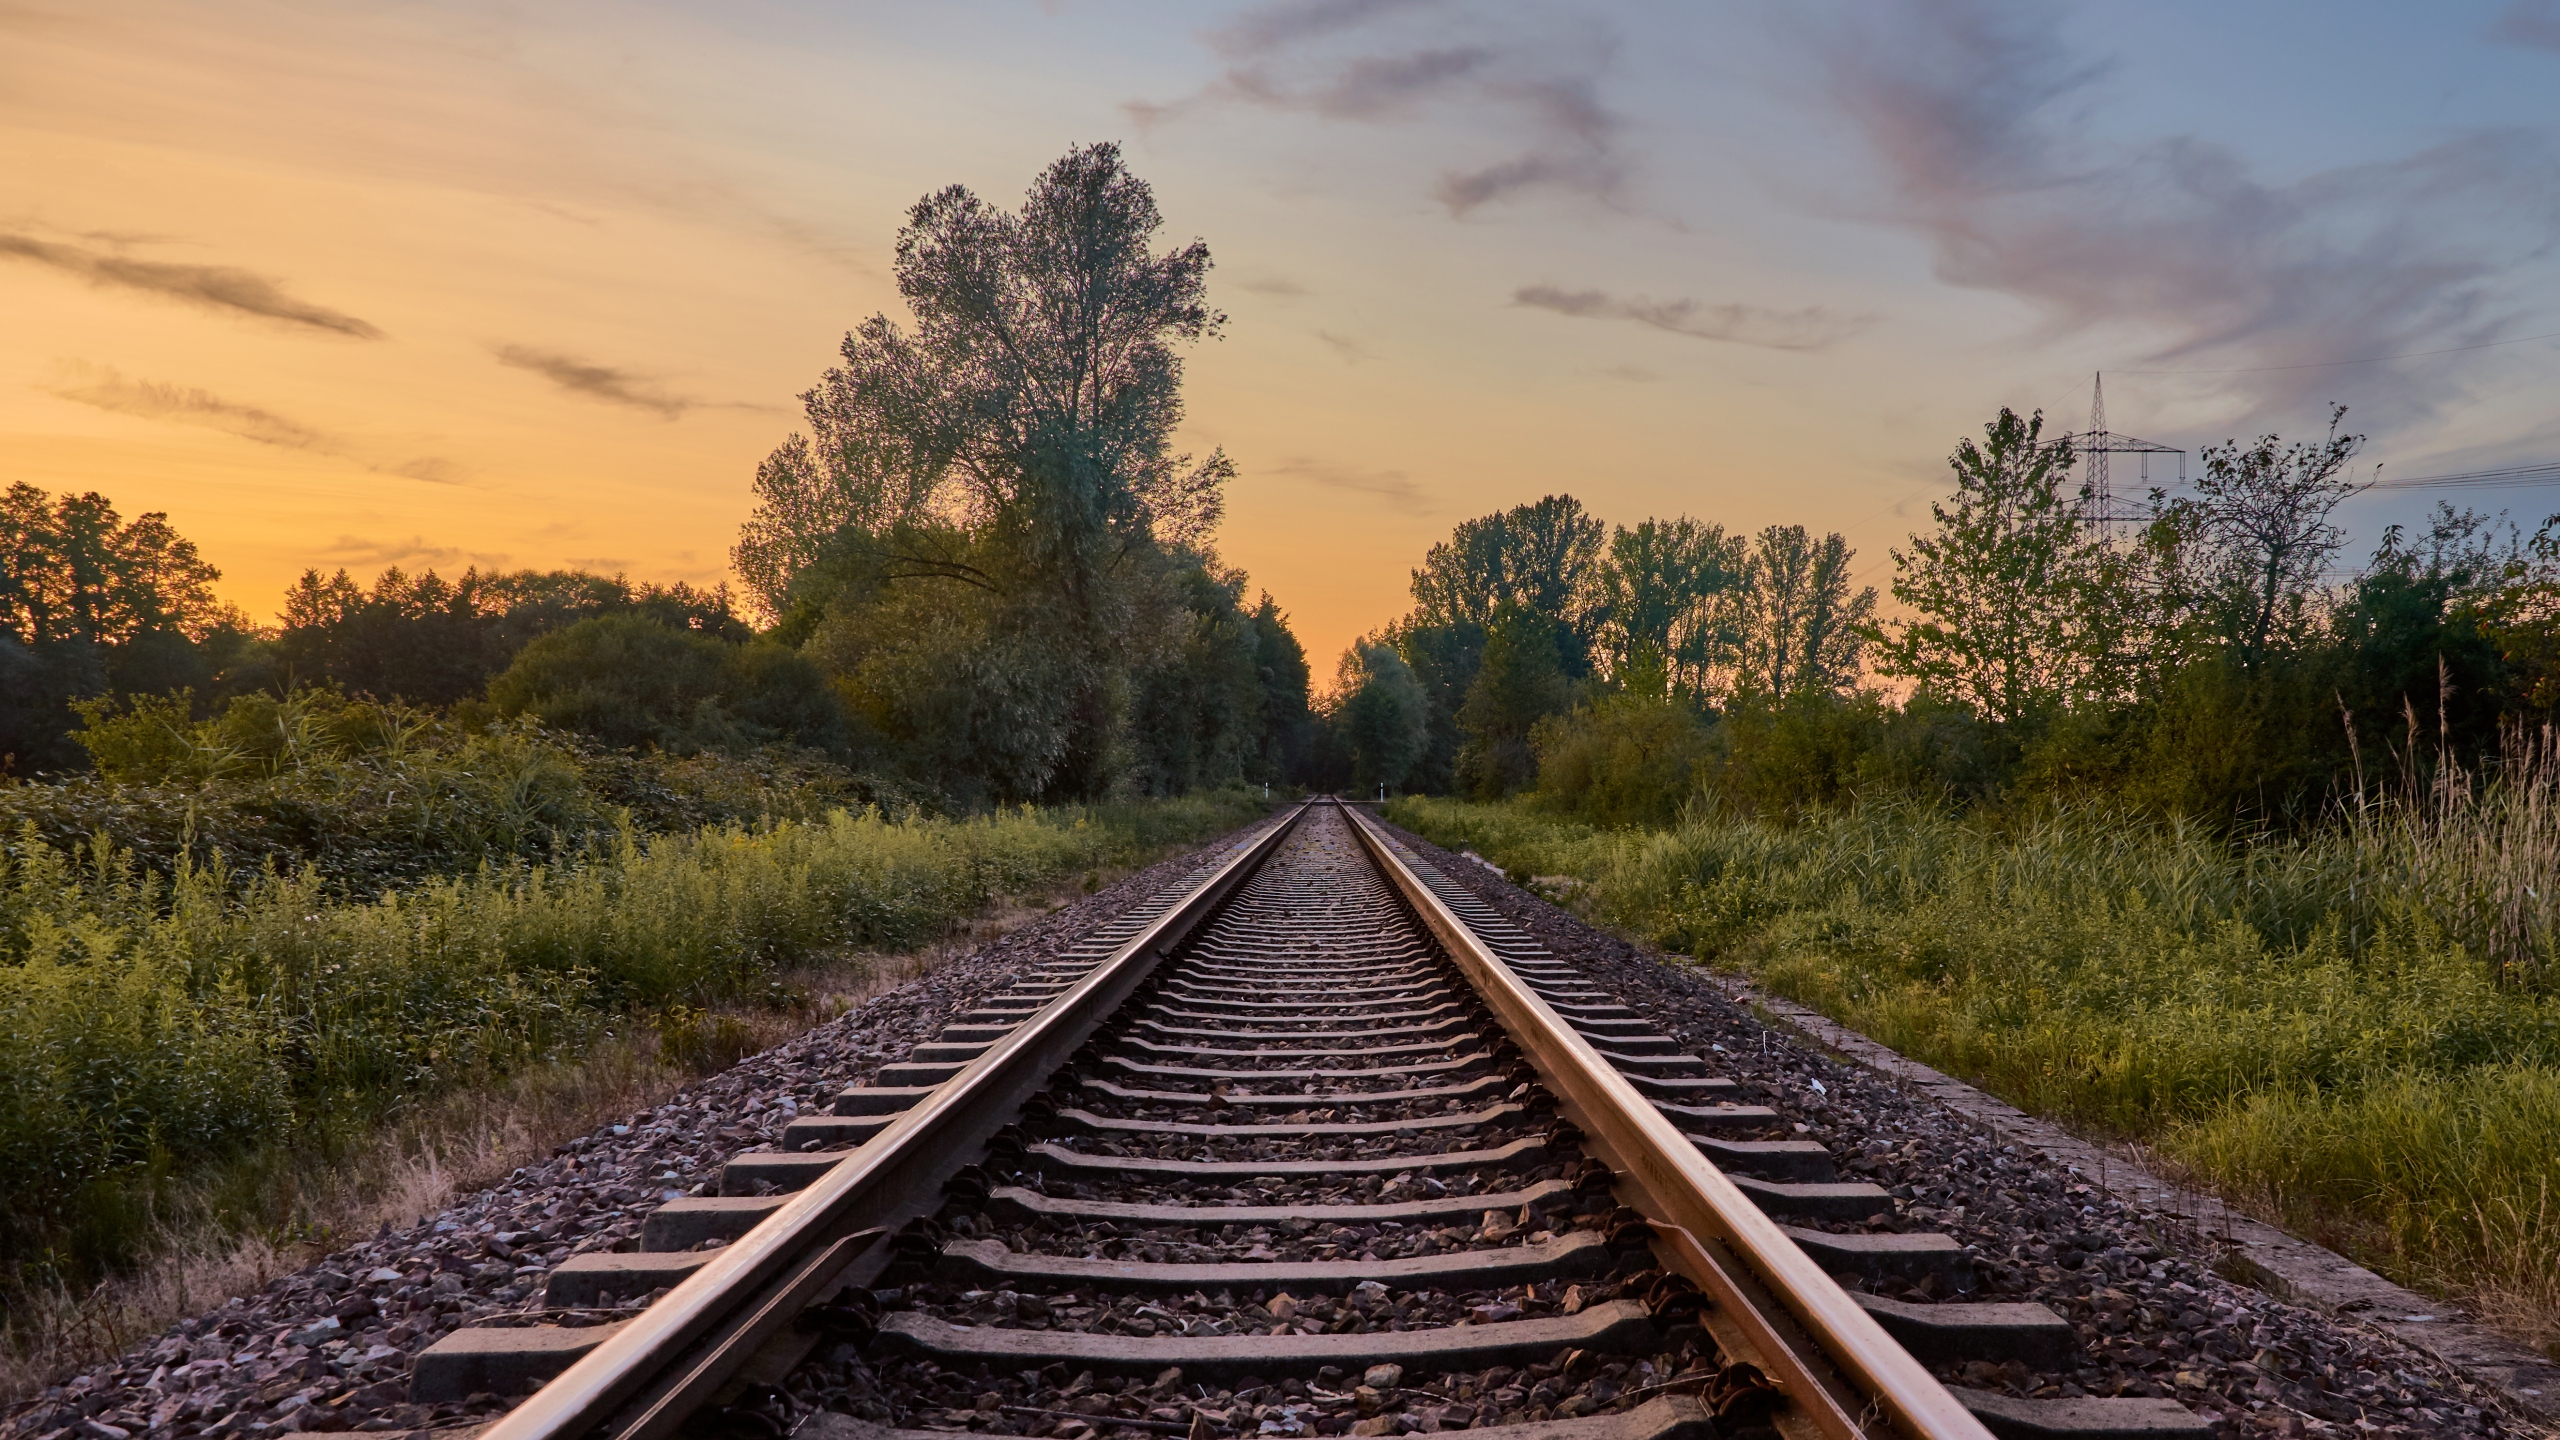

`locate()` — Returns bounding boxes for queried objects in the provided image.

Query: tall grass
[0,790,1264,1291]
[1388,753,2560,1347]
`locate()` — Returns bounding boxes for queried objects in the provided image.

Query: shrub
[488,616,848,754]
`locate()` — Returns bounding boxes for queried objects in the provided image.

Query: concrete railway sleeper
[438,802,2209,1440]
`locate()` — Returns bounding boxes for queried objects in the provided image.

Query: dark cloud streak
[1514,284,1873,352]
[0,233,382,337]
[493,345,694,417]
[2492,0,2560,50]
[47,366,462,481]
[1135,3,1628,216]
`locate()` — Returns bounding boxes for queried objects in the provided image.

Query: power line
[2370,460,2560,491]
[2114,329,2560,376]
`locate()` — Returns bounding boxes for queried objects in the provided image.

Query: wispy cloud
[1814,0,2560,420]
[1514,284,1874,352]
[1133,2,1628,216]
[1235,274,1311,297]
[46,365,463,481]
[1267,455,1432,514]
[2493,0,2560,50]
[1316,330,1376,363]
[0,233,382,337]
[493,344,697,417]
[315,535,501,570]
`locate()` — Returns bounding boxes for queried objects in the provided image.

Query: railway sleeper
[799,1392,1720,1440]
[931,1230,1615,1295]
[868,1299,1661,1384]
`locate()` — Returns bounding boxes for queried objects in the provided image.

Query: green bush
[487,615,849,754]
[1530,690,1711,827]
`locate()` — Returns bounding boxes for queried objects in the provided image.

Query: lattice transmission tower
[2073,373,2185,540]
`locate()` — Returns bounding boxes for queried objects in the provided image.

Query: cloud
[1514,284,1874,352]
[1267,455,1432,514]
[47,365,463,481]
[0,233,382,337]
[1599,364,1659,383]
[1235,274,1311,297]
[313,535,506,570]
[1814,0,2560,420]
[493,344,696,417]
[1134,4,1628,216]
[1316,330,1376,363]
[1206,0,1440,58]
[2492,0,2560,49]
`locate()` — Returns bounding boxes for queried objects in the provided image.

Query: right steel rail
[1343,802,1997,1440]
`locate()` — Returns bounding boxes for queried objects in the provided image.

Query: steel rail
[1341,802,1996,1440]
[477,802,1313,1440]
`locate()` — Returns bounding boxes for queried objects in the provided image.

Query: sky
[7,0,2560,672]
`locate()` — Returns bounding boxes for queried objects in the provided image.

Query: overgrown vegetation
[0,786,1264,1293]
[1389,760,2560,1345]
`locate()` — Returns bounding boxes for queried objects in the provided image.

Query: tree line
[1323,407,2560,828]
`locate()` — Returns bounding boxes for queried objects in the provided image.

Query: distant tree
[1408,495,1608,674]
[2148,406,2364,671]
[1876,408,2130,726]
[0,483,224,648]
[1456,606,1574,798]
[275,566,745,705]
[1594,517,1747,698]
[1736,525,1875,700]
[1331,640,1429,794]
[1,483,237,772]
[1246,592,1314,783]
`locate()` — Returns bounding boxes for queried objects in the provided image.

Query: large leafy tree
[1876,408,2130,725]
[1594,517,1747,697]
[1331,640,1429,793]
[734,143,1240,800]
[1736,525,1874,700]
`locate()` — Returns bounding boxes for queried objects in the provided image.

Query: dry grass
[0,863,1139,1404]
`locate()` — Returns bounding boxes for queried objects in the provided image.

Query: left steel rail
[476,802,1311,1440]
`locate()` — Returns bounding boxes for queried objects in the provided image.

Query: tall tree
[1,483,222,648]
[1737,526,1875,699]
[733,143,1234,799]
[1876,408,2129,725]
[1331,640,1428,793]
[1595,517,1747,697]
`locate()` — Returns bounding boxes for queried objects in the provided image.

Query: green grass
[1387,785,2560,1346]
[0,789,1266,1290]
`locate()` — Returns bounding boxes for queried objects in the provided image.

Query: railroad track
[421,800,2206,1440]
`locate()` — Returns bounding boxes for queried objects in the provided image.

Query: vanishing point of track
[419,800,2207,1440]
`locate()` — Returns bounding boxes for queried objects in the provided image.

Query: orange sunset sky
[8,2,2559,670]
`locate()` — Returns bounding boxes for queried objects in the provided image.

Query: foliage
[731,143,1302,803]
[486,616,848,754]
[19,696,892,898]
[274,565,747,707]
[1389,760,2560,1308]
[1735,525,1875,699]
[1455,606,1575,798]
[0,788,1267,1283]
[1874,407,2131,723]
[1328,641,1429,793]
[1530,675,1713,827]
[0,484,247,775]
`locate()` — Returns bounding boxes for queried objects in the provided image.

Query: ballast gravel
[0,832,1261,1440]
